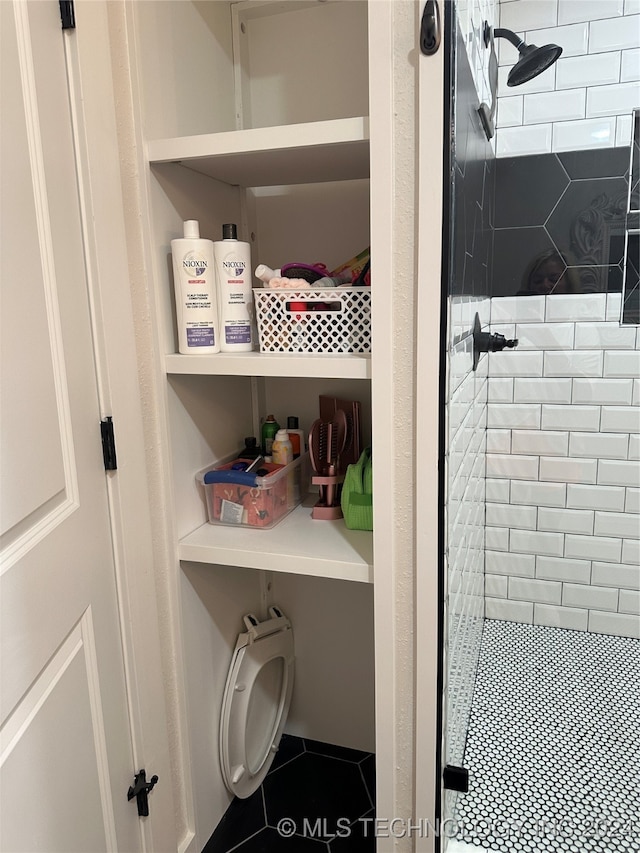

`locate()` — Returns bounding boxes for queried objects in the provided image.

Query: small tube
[255,263,281,284]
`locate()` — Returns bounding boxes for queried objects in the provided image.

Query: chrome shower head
[493,27,563,86]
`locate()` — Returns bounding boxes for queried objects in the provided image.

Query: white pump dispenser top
[183,219,200,239]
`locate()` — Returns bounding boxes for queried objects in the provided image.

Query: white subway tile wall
[496,1,640,155]
[486,295,640,638]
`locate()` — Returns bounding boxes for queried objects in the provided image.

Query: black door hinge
[127,769,159,818]
[100,417,117,471]
[59,0,75,29]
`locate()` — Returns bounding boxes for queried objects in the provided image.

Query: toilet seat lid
[220,607,294,799]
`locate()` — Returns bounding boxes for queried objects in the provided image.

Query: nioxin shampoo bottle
[171,220,220,354]
[214,223,254,352]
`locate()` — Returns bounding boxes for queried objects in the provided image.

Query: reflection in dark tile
[623,232,640,325]
[202,789,265,853]
[629,111,638,211]
[563,265,624,293]
[623,283,640,325]
[626,233,639,280]
[623,296,640,325]
[545,177,628,267]
[557,147,630,180]
[495,154,569,228]
[632,178,640,214]
[493,227,559,297]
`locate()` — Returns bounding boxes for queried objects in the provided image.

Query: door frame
[63,4,177,849]
[415,0,447,850]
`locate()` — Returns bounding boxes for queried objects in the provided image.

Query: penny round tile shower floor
[454,620,640,853]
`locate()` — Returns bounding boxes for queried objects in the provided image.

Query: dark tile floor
[203,735,375,852]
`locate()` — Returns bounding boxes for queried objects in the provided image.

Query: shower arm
[493,27,526,52]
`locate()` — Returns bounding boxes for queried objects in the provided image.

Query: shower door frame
[414,0,448,851]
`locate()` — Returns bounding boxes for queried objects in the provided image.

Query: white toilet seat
[219,606,294,799]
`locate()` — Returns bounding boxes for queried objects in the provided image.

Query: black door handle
[127,769,159,817]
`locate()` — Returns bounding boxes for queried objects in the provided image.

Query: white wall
[486,293,640,639]
[496,0,639,156]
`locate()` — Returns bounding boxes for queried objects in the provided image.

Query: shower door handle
[420,0,441,55]
[443,764,469,793]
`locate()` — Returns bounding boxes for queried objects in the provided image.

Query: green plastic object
[341,447,372,531]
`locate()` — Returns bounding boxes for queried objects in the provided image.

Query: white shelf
[165,351,371,379]
[178,501,373,584]
[147,117,370,187]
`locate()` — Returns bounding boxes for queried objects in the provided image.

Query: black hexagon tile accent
[545,177,628,268]
[203,737,375,853]
[263,751,372,832]
[495,155,569,229]
[492,227,562,296]
[202,788,265,853]
[234,827,329,851]
[558,148,631,180]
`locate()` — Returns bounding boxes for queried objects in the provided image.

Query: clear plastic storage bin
[197,453,311,529]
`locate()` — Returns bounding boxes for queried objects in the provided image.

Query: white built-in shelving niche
[146,2,373,584]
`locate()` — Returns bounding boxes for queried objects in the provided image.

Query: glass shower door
[437,1,640,851]
[439,0,495,834]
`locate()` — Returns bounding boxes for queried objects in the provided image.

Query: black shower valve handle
[484,331,519,352]
[472,312,518,370]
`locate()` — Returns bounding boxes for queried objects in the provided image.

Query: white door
[0,2,142,850]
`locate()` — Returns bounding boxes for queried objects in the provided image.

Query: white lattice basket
[253,288,371,354]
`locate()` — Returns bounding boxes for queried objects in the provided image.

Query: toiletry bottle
[286,416,304,458]
[272,430,293,466]
[171,220,220,354]
[254,264,281,285]
[273,428,295,508]
[239,436,261,460]
[261,415,280,456]
[214,223,254,352]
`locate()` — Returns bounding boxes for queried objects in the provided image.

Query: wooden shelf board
[147,117,370,187]
[178,502,373,584]
[165,351,371,379]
